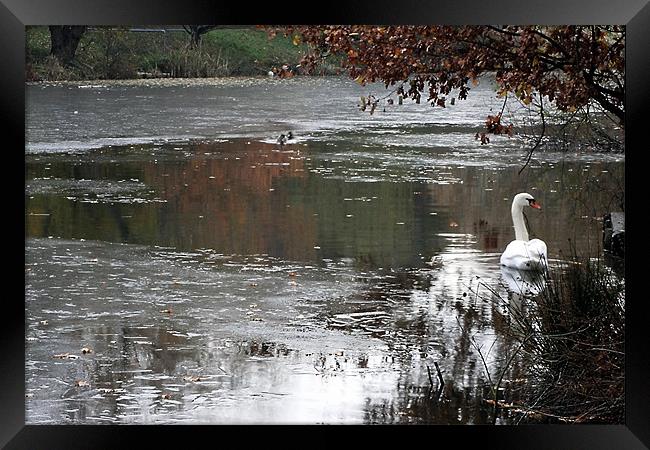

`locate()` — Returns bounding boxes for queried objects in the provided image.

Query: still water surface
[25,76,624,424]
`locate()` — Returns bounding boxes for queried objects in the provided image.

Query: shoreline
[25,74,336,87]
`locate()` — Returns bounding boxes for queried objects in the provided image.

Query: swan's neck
[512,203,529,241]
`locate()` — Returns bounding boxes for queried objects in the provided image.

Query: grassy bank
[27,26,340,81]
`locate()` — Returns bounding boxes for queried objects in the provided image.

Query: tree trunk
[183,25,217,49]
[49,26,87,66]
[190,29,202,49]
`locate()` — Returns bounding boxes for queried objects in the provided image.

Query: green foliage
[26,26,51,61]
[204,29,305,75]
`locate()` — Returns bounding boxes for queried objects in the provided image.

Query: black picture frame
[3,0,647,448]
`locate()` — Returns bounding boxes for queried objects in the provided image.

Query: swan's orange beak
[530,200,542,210]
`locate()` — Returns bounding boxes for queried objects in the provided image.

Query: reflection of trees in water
[420,162,624,258]
[239,340,291,358]
[67,326,204,420]
[25,140,623,423]
[26,140,622,269]
[363,376,491,424]
[143,140,316,260]
[71,330,300,421]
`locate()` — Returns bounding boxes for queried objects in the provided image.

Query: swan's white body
[500,193,548,271]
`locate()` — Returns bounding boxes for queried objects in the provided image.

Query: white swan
[500,193,548,271]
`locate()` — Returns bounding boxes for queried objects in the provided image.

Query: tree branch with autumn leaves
[265,25,624,147]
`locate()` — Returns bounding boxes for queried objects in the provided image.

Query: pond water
[25,76,624,424]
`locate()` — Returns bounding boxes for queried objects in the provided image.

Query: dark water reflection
[26,139,623,266]
[26,138,623,424]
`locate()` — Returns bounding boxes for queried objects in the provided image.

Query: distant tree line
[29,26,305,81]
[47,25,231,67]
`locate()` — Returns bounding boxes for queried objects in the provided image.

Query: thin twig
[519,95,546,175]
[433,361,445,388]
[499,92,508,116]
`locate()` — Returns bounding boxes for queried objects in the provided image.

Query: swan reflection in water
[500,265,547,326]
[500,265,546,298]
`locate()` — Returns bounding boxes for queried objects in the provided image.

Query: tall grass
[479,253,624,423]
